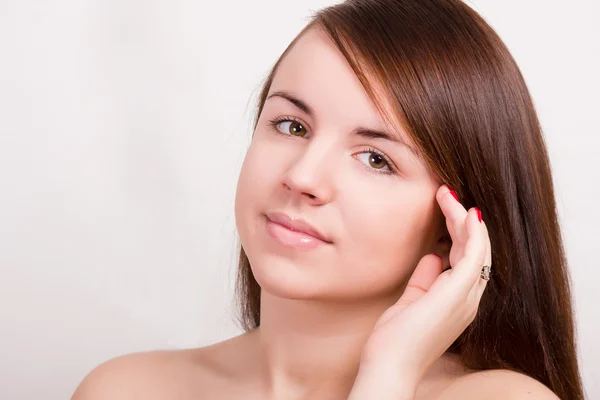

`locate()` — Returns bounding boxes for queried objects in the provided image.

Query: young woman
[71,0,584,399]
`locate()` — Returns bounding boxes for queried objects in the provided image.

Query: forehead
[268,28,403,138]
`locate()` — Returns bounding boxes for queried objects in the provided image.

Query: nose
[281,142,335,205]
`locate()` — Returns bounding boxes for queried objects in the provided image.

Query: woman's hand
[348,184,492,399]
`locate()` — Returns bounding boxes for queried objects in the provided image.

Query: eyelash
[266,115,398,176]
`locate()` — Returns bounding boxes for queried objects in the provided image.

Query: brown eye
[268,117,309,138]
[355,148,396,176]
[286,120,307,137]
[368,153,387,169]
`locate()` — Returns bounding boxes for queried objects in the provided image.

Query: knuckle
[448,213,464,226]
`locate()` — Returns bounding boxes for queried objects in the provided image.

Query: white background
[0,1,598,399]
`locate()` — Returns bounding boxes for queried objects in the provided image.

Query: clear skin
[70,24,559,400]
[233,26,467,399]
[348,192,492,399]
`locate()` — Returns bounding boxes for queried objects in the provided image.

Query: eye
[267,116,309,138]
[354,148,397,176]
[267,116,398,176]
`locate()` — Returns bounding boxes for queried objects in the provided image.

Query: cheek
[235,139,275,203]
[234,138,285,248]
[336,195,435,293]
[235,145,265,238]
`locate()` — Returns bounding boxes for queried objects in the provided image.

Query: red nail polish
[475,207,483,222]
[449,189,459,202]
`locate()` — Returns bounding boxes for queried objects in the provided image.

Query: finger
[452,207,488,291]
[396,253,443,308]
[436,184,468,247]
[470,217,493,302]
[373,254,444,329]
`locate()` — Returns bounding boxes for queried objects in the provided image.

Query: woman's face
[235,27,446,301]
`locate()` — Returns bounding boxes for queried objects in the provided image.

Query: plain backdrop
[0,0,598,399]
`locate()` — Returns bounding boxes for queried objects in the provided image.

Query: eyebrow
[266,90,421,157]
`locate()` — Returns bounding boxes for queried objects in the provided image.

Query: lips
[265,211,332,243]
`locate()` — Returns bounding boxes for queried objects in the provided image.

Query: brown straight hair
[233,0,584,398]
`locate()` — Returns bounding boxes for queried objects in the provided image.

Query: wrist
[347,364,418,400]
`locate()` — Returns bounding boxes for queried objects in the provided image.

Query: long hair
[233,0,584,398]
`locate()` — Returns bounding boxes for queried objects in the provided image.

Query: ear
[431,230,452,271]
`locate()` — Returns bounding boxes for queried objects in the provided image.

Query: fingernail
[475,207,483,223]
[449,188,459,202]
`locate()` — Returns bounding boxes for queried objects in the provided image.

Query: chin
[246,252,314,298]
[238,212,343,300]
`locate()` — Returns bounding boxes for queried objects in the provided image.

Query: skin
[347,187,492,399]
[71,26,560,400]
[231,26,456,398]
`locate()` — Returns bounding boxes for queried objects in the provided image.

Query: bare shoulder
[70,347,221,400]
[433,369,559,399]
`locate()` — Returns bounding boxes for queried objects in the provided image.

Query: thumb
[396,253,443,308]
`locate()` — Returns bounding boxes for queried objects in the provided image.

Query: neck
[253,289,404,399]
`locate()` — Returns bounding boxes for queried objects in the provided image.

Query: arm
[347,363,418,400]
[348,368,560,400]
[71,357,125,400]
[433,370,560,400]
[71,351,170,400]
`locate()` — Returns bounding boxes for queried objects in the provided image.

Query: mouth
[264,212,333,249]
